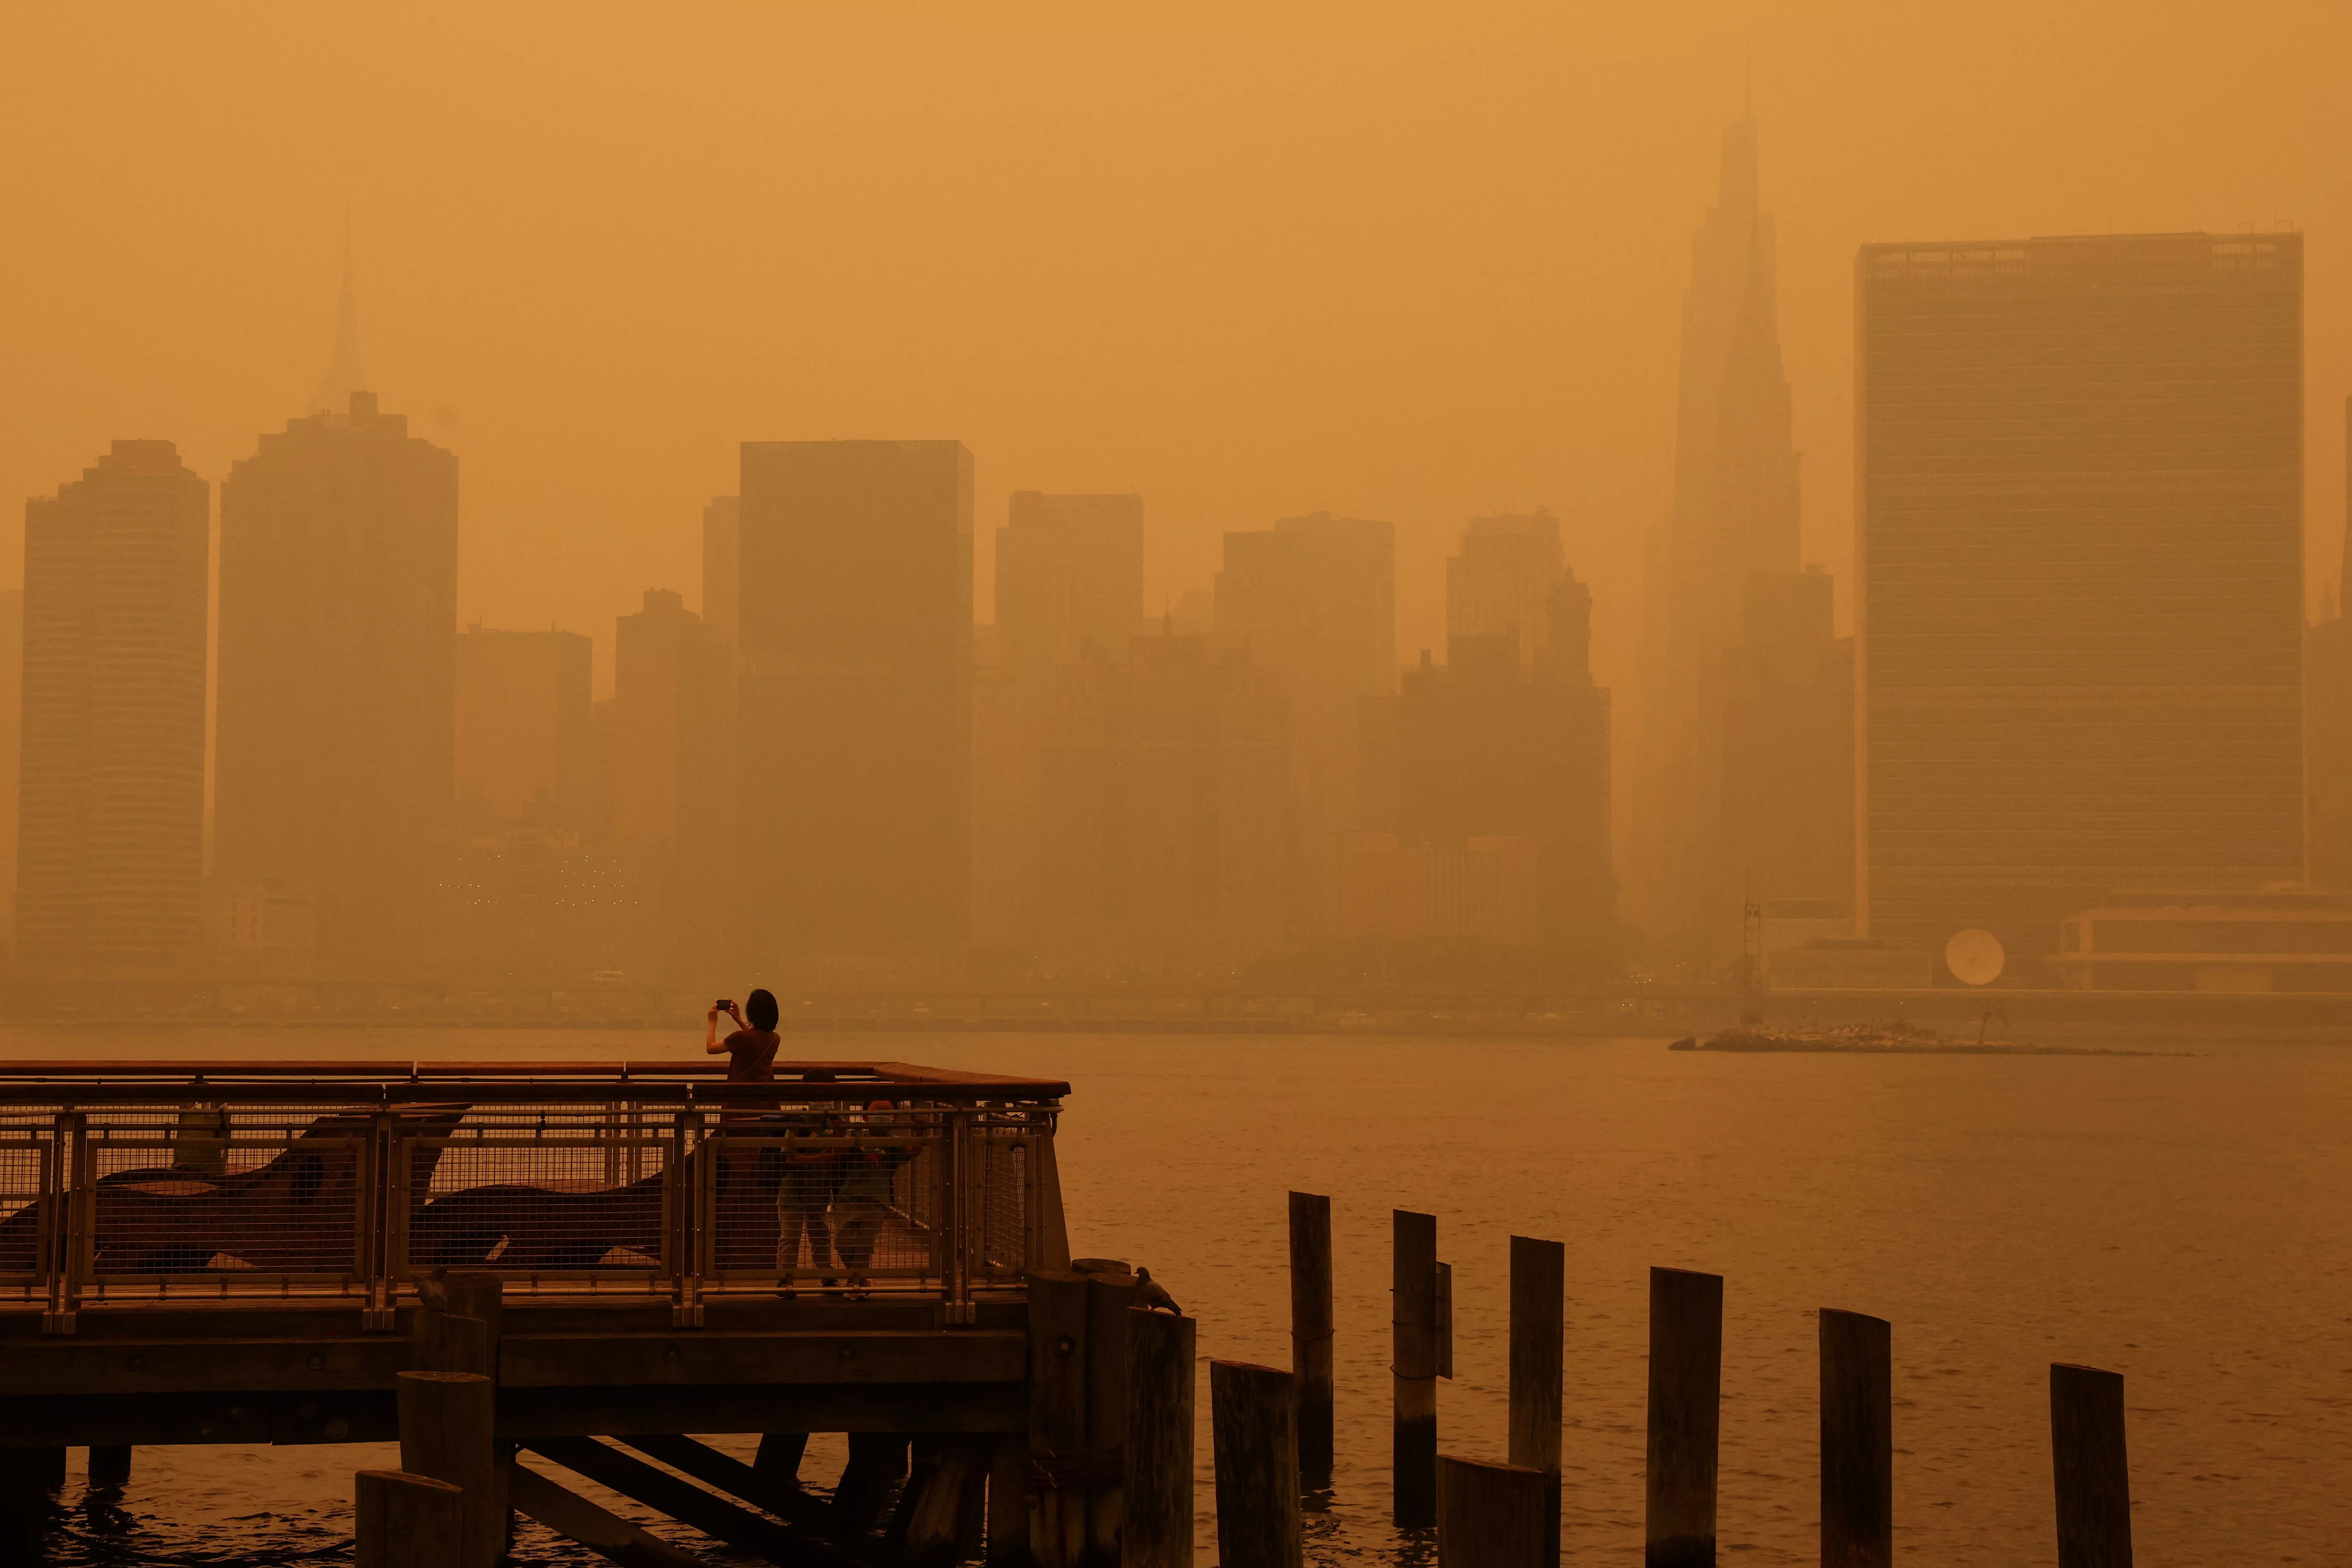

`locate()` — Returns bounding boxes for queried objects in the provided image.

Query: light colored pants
[775,1164,834,1280]
[832,1197,889,1280]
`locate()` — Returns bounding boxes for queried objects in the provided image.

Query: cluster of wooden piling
[1193,1192,2138,1568]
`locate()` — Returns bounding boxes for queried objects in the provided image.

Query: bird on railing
[1134,1266,1182,1316]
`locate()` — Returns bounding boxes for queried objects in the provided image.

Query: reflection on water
[10,1026,2352,1566]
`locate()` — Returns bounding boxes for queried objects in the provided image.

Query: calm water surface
[14,1026,2352,1566]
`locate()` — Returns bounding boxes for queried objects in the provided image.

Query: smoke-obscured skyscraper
[1447,511,1568,675]
[737,440,972,959]
[17,441,209,973]
[1857,232,2303,978]
[1032,631,1292,964]
[454,627,593,827]
[1386,546,1612,942]
[1720,568,1852,923]
[216,392,459,978]
[613,588,736,975]
[1214,510,1394,925]
[975,491,1147,946]
[1633,108,1803,949]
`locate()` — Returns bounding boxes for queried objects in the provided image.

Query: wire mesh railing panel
[700,1108,946,1296]
[0,1115,54,1298]
[977,1131,1031,1285]
[80,1104,372,1298]
[401,1106,671,1289]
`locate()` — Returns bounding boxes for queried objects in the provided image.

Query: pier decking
[0,1059,1095,1563]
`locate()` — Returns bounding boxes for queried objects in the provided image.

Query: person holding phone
[705,990,781,1080]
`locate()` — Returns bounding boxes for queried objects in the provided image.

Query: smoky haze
[0,2,2347,996]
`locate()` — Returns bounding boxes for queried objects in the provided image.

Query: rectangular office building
[1857,232,2303,979]
[737,440,973,955]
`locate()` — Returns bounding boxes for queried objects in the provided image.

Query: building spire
[309,224,369,415]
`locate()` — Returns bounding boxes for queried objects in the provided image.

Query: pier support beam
[396,1371,497,1568]
[2051,1363,2132,1568]
[88,1445,132,1489]
[1124,1306,1195,1568]
[1645,1267,1722,1568]
[1509,1237,1564,1568]
[1288,1192,1334,1482]
[1820,1310,1892,1568]
[1026,1270,1089,1566]
[354,1468,463,1568]
[1211,1360,1301,1568]
[1083,1271,1139,1567]
[1393,1210,1439,1529]
[1437,1455,1546,1568]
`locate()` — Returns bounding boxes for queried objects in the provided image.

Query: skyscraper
[1633,108,1803,948]
[613,588,735,974]
[0,588,21,952]
[1390,550,1613,942]
[1213,510,1394,924]
[1447,511,1568,674]
[1720,568,1853,918]
[976,491,1147,945]
[1032,631,1292,965]
[701,495,740,653]
[736,440,973,957]
[997,492,1146,670]
[454,627,594,827]
[1857,232,2303,978]
[16,441,209,973]
[216,391,460,978]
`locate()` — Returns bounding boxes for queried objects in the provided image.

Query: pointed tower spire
[310,226,369,415]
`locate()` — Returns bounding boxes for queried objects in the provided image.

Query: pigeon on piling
[1134,1266,1182,1315]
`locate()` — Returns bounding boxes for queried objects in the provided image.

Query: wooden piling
[88,1445,132,1488]
[753,1432,809,1488]
[440,1273,504,1359]
[835,1433,912,1536]
[395,1370,497,1568]
[1211,1360,1302,1568]
[1645,1266,1722,1568]
[1125,1306,1196,1568]
[896,1437,990,1568]
[1820,1309,1892,1568]
[1393,1209,1439,1529]
[1083,1270,1140,1567]
[526,1436,823,1562]
[1509,1236,1564,1568]
[1288,1190,1334,1480]
[1436,1455,1547,1568]
[506,1458,707,1568]
[411,1311,491,1378]
[353,1468,464,1568]
[2051,1363,2132,1568]
[986,1436,1028,1568]
[1026,1270,1090,1567]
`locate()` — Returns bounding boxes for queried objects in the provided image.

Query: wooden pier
[0,1058,1160,1566]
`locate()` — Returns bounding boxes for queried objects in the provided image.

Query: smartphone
[714,999,733,1012]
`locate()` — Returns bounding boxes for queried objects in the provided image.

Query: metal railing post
[361,1112,390,1328]
[943,1109,975,1324]
[44,1110,87,1334]
[670,1107,703,1328]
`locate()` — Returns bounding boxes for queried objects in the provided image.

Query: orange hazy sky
[2,2,2345,696]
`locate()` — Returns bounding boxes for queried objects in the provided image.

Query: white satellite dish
[1945,928,2005,987]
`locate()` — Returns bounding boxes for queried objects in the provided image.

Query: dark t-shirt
[722,1029,781,1082]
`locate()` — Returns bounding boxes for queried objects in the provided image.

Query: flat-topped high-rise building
[216,392,459,978]
[17,441,209,973]
[737,440,973,956]
[1857,232,2304,978]
[997,492,1145,671]
[454,627,593,827]
[1214,510,1394,920]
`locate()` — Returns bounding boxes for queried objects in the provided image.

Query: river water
[15,1026,2352,1566]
